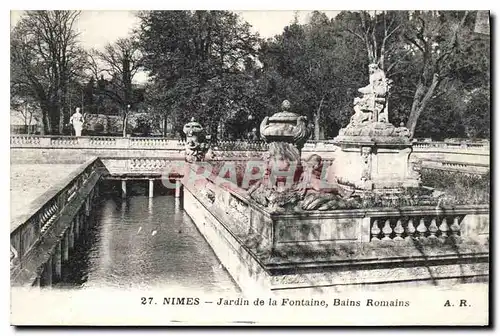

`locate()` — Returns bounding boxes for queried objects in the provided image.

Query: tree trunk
[163,115,168,137]
[49,104,60,135]
[122,109,128,137]
[314,97,325,140]
[406,74,439,137]
[58,100,65,134]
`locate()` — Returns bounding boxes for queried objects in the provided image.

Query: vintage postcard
[9,9,490,326]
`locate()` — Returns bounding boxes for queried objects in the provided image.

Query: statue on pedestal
[339,63,409,138]
[333,63,420,192]
[70,107,84,137]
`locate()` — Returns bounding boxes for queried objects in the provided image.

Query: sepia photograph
[9,7,491,326]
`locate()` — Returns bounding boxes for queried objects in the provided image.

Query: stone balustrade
[128,158,176,171]
[420,159,489,174]
[10,157,107,284]
[11,134,489,151]
[412,140,490,151]
[88,136,118,146]
[211,140,269,151]
[10,135,184,149]
[371,215,462,241]
[367,206,489,243]
[10,135,490,173]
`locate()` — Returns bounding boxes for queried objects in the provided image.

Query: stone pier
[121,179,127,198]
[62,231,69,262]
[53,242,62,282]
[149,179,154,198]
[41,257,53,286]
[175,179,182,198]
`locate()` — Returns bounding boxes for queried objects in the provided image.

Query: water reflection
[60,195,238,293]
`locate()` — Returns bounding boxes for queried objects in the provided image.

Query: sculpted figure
[70,107,84,136]
[183,117,209,163]
[350,97,373,125]
[360,147,372,180]
[356,63,392,123]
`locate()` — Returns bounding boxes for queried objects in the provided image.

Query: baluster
[450,216,461,237]
[416,218,427,239]
[439,218,449,239]
[381,219,393,241]
[405,219,416,240]
[40,210,48,224]
[370,219,381,241]
[393,219,404,241]
[428,218,438,239]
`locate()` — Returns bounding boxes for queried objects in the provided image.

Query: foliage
[89,37,145,136]
[137,10,261,138]
[11,10,86,134]
[259,12,367,138]
[10,10,489,139]
[420,168,490,205]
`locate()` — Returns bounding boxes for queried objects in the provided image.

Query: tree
[10,91,40,134]
[337,10,488,138]
[91,37,143,136]
[10,10,85,134]
[339,11,405,71]
[403,11,474,136]
[259,12,367,139]
[137,10,260,136]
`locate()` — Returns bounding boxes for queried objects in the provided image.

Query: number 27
[141,297,154,305]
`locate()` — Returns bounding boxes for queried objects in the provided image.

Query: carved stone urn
[260,100,311,172]
[183,117,209,163]
[247,100,312,210]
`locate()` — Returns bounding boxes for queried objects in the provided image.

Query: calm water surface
[60,194,238,293]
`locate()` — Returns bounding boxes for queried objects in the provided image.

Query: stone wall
[182,176,489,294]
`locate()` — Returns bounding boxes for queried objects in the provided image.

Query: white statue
[356,63,392,123]
[70,107,84,136]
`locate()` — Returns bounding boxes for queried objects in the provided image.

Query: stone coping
[10,157,105,233]
[259,239,489,269]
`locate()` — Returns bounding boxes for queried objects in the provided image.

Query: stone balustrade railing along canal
[10,157,108,287]
[11,135,490,174]
[11,134,490,151]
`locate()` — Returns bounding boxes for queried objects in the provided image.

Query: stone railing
[11,135,490,152]
[10,135,184,149]
[269,205,489,247]
[10,157,106,276]
[88,136,118,146]
[11,135,490,170]
[420,159,489,174]
[183,172,489,250]
[412,140,490,151]
[211,140,268,152]
[371,213,462,242]
[130,137,184,148]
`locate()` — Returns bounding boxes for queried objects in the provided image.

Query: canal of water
[57,181,239,294]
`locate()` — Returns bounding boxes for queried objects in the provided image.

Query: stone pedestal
[330,135,420,191]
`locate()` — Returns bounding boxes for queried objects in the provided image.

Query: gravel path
[10,164,80,219]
